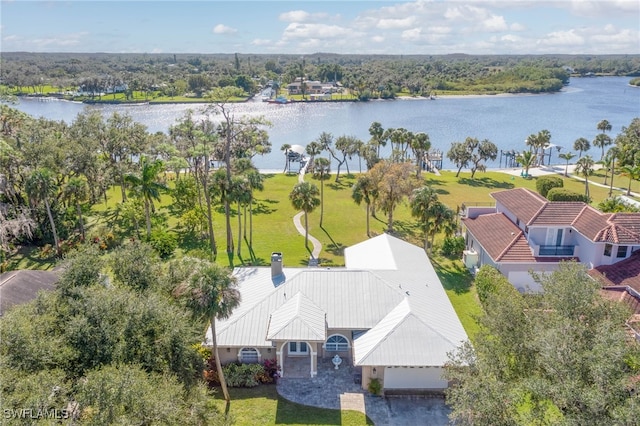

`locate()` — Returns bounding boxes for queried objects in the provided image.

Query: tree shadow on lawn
[5,244,58,271]
[458,177,514,189]
[320,226,345,257]
[327,179,354,191]
[387,220,418,241]
[430,256,474,295]
[252,200,278,215]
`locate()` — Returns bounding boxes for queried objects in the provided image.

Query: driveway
[277,359,451,425]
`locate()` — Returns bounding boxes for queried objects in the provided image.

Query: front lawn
[211,386,373,426]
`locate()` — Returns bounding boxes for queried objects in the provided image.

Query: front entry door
[289,341,308,355]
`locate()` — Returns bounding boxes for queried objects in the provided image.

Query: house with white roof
[206,233,469,393]
[462,187,640,292]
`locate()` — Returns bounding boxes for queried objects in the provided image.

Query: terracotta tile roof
[499,234,535,262]
[530,202,586,226]
[608,213,640,243]
[589,251,640,293]
[599,288,640,316]
[491,188,546,225]
[571,208,640,243]
[462,213,522,261]
[464,212,578,263]
[489,188,640,245]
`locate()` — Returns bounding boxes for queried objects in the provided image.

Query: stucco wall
[216,346,276,365]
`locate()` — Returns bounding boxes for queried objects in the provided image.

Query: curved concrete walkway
[291,159,323,261]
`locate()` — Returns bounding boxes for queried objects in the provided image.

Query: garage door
[384,366,447,390]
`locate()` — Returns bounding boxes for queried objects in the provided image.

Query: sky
[1,1,638,55]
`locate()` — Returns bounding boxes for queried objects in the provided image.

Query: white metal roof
[266,292,326,341]
[206,234,469,367]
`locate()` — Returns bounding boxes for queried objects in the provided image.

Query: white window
[239,347,260,364]
[324,335,349,352]
[288,341,308,355]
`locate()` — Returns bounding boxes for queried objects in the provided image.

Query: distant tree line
[2,52,638,100]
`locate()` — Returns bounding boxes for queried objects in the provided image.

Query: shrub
[441,236,465,257]
[147,229,178,259]
[223,362,264,388]
[546,188,589,202]
[475,265,519,306]
[536,175,563,197]
[260,358,280,384]
[368,377,382,395]
[204,358,280,387]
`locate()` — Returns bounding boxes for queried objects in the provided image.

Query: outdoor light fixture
[373,368,377,374]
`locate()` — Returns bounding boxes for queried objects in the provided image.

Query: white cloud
[482,15,508,32]
[213,24,237,35]
[372,35,385,43]
[501,34,522,43]
[279,10,330,23]
[280,10,311,22]
[376,16,416,30]
[510,22,526,31]
[281,23,355,41]
[151,48,162,53]
[2,34,22,42]
[538,29,585,47]
[251,38,272,46]
[569,0,639,17]
[28,32,88,48]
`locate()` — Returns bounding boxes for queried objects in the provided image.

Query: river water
[11,77,640,171]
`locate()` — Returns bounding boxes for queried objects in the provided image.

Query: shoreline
[17,89,563,105]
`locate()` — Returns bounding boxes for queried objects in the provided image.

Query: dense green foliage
[0,242,227,424]
[6,52,638,101]
[446,262,640,425]
[536,175,564,197]
[474,265,520,306]
[546,187,589,202]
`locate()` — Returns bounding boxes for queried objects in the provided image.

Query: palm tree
[289,181,320,250]
[352,175,377,237]
[606,147,619,198]
[516,150,535,178]
[368,121,386,158]
[124,156,167,238]
[410,132,431,178]
[280,143,291,173]
[593,133,613,160]
[305,141,323,171]
[535,129,551,165]
[230,176,251,258]
[312,157,331,227]
[245,170,264,251]
[573,137,590,158]
[558,152,576,177]
[574,155,595,199]
[25,168,61,256]
[63,177,89,240]
[410,186,439,252]
[427,201,456,252]
[597,119,612,135]
[174,258,241,402]
[619,165,640,196]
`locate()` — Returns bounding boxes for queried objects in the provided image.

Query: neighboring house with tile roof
[589,252,640,340]
[462,187,640,292]
[205,234,469,393]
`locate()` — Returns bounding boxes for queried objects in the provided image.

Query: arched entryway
[277,341,318,378]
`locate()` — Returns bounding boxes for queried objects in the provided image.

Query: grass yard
[211,386,373,426]
[6,166,632,340]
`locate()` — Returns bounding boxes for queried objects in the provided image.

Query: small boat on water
[267,96,292,104]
